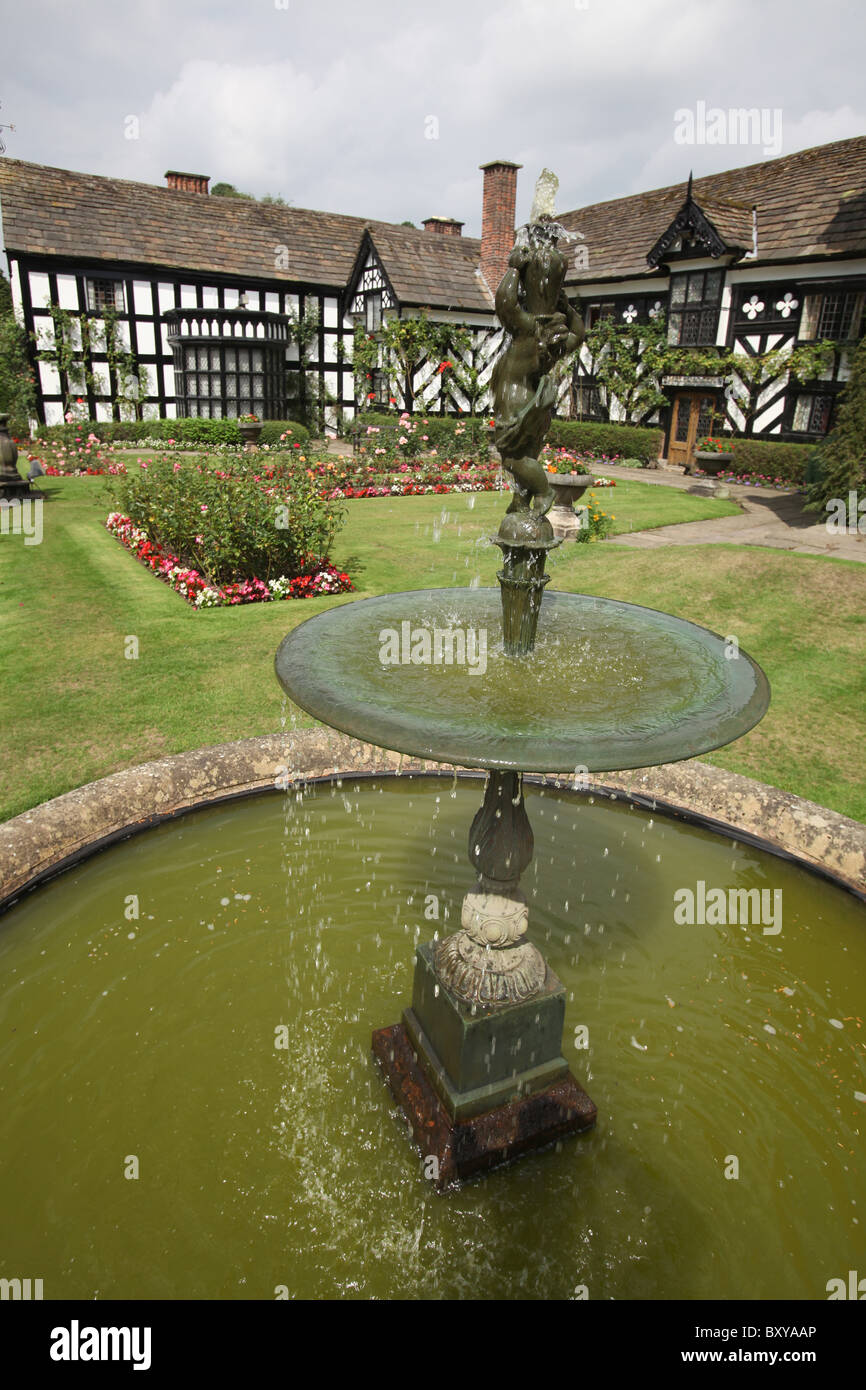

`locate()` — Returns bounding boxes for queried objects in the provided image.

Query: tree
[805,334,866,512]
[210,184,291,205]
[376,311,451,411]
[0,272,37,425]
[210,182,253,199]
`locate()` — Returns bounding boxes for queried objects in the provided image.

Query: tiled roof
[0,158,490,309]
[559,136,866,284]
[367,224,490,311]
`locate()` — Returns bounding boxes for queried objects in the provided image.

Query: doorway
[667,392,717,471]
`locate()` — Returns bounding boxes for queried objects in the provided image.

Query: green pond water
[0,776,863,1301]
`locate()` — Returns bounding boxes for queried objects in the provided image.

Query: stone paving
[595,461,865,563]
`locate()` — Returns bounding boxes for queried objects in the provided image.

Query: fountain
[2,174,863,1298]
[274,172,771,1187]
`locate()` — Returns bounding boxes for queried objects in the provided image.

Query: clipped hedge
[547,419,663,462]
[32,417,309,448]
[727,438,814,484]
[257,420,310,447]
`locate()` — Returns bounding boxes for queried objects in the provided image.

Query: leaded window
[798,292,865,342]
[371,369,389,406]
[366,291,383,333]
[165,307,291,419]
[667,270,723,346]
[585,303,615,329]
[573,374,604,420]
[792,393,834,434]
[87,278,126,312]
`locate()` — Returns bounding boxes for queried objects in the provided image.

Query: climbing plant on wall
[570,311,840,429]
[34,304,149,419]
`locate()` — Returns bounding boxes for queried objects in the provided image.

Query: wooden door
[667,393,716,471]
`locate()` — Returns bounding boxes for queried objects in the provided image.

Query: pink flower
[200,504,208,513]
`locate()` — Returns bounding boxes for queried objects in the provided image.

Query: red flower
[436,360,452,375]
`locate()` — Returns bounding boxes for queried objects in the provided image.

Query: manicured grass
[1,476,863,824]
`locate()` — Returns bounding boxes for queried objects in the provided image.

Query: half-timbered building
[1,138,864,466]
[559,136,866,467]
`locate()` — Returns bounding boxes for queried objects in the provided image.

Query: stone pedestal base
[0,475,31,502]
[372,1022,596,1190]
[549,501,588,540]
[406,941,568,1119]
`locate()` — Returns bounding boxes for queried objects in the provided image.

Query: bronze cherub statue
[491,188,585,520]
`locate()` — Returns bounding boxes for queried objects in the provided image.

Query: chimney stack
[479,160,521,291]
[164,170,210,195]
[422,216,464,236]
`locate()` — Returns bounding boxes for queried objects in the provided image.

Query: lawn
[1,475,863,825]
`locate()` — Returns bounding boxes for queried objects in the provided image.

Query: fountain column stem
[433,770,546,1004]
[495,538,558,657]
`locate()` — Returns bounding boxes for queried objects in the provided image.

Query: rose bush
[109,453,346,587]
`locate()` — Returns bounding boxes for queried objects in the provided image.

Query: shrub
[109,454,345,586]
[32,417,309,449]
[730,438,813,485]
[805,335,866,512]
[257,420,310,447]
[547,420,663,463]
[350,411,489,458]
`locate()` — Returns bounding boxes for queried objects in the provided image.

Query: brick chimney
[164,170,210,194]
[422,216,464,236]
[479,160,521,291]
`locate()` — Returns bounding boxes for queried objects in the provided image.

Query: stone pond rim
[274,587,771,775]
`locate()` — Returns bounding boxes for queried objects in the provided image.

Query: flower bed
[697,469,797,490]
[105,512,352,608]
[294,457,506,499]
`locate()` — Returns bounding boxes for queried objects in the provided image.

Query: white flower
[742,295,765,320]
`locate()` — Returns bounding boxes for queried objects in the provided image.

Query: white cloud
[0,0,863,230]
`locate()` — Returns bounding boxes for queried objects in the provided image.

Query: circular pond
[0,776,863,1299]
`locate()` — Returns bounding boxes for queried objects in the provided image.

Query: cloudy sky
[2,0,863,231]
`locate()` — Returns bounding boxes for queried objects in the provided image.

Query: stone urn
[238,418,262,451]
[548,471,595,540]
[691,450,732,477]
[0,414,30,501]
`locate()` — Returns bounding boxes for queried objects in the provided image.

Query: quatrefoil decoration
[775,292,799,319]
[622,304,638,324]
[742,295,765,320]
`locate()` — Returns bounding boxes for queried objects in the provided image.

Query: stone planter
[0,413,30,501]
[238,420,262,450]
[548,472,595,540]
[691,450,733,477]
